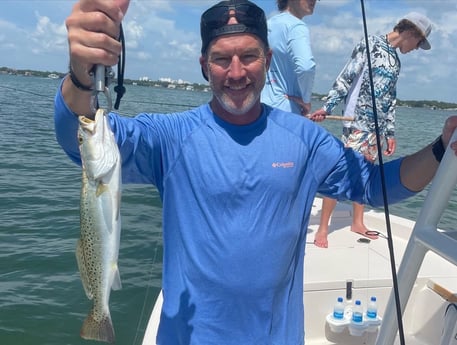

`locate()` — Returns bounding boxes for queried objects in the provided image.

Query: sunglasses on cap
[200,0,268,54]
[201,2,266,32]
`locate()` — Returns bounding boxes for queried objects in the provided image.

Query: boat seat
[427,278,457,302]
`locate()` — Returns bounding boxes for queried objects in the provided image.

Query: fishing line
[120,99,202,109]
[132,238,162,345]
[0,84,201,110]
[0,84,53,98]
[359,1,405,344]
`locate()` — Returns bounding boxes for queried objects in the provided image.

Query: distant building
[160,77,173,83]
[159,77,192,85]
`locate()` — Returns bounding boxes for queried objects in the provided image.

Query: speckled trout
[77,108,122,343]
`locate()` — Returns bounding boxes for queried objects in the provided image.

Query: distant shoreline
[311,94,457,111]
[2,66,456,110]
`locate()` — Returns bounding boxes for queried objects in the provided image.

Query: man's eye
[241,54,259,63]
[214,57,230,63]
[210,56,232,68]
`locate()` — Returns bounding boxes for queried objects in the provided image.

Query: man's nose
[227,56,246,79]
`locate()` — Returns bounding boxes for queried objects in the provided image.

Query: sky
[1,0,456,103]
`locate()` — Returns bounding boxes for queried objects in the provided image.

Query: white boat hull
[142,197,457,345]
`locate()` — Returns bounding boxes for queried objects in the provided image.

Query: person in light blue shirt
[55,0,457,344]
[261,0,317,116]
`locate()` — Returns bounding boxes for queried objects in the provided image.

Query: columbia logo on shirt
[272,162,295,168]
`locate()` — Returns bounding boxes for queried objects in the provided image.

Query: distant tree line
[1,66,65,79]
[311,92,457,110]
[2,66,456,110]
[396,99,457,110]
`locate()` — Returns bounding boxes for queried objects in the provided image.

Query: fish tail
[80,310,115,343]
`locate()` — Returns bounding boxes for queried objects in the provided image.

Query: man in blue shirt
[55,0,457,344]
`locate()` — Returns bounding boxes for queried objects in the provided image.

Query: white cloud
[0,0,456,102]
[136,51,151,61]
[30,13,67,52]
[123,20,144,49]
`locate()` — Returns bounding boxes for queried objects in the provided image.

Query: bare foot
[314,230,328,248]
[350,226,379,240]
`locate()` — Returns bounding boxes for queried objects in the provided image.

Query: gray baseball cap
[402,12,432,50]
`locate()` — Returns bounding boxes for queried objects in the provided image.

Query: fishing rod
[91,23,126,113]
[305,114,355,121]
[359,1,405,344]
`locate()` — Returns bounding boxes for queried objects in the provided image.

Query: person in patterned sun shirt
[310,12,433,248]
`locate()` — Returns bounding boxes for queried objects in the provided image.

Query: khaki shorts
[342,128,383,163]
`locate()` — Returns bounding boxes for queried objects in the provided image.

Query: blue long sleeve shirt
[261,12,316,114]
[54,85,414,345]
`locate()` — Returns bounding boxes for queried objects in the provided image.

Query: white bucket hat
[402,12,432,50]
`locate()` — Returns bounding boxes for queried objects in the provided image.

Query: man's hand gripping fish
[77,108,122,343]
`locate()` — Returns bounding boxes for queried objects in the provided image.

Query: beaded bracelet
[69,67,94,92]
[432,135,445,163]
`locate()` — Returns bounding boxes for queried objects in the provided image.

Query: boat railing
[376,130,457,345]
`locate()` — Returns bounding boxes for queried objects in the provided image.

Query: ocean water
[0,74,455,345]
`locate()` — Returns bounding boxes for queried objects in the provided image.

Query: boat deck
[304,198,457,345]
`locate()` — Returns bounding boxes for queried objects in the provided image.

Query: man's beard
[208,74,264,116]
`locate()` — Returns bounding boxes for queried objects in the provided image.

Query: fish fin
[111,265,122,291]
[76,239,94,299]
[80,309,115,343]
[95,182,110,198]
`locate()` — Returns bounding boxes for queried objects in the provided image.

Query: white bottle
[366,296,378,319]
[352,300,363,323]
[333,297,345,320]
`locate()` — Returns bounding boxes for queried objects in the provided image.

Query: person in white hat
[401,12,432,50]
[309,12,433,248]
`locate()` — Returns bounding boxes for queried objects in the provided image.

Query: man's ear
[265,48,273,71]
[200,56,209,81]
